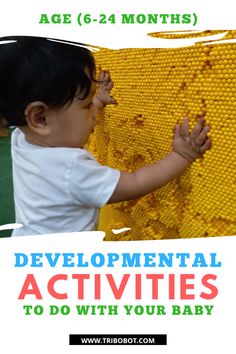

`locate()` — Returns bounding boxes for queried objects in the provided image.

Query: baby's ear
[24,101,51,136]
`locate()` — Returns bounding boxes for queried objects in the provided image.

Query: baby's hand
[95,70,117,108]
[173,117,211,162]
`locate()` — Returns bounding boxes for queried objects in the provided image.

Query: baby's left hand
[95,70,117,107]
[173,117,211,162]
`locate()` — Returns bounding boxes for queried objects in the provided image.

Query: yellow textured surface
[88,30,236,241]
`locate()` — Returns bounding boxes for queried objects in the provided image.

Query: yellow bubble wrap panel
[87,30,236,241]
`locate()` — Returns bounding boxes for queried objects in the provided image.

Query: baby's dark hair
[0,36,96,126]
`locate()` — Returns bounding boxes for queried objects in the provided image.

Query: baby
[0,36,211,236]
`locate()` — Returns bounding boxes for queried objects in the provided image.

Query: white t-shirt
[11,128,120,236]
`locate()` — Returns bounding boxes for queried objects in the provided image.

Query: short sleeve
[69,149,120,207]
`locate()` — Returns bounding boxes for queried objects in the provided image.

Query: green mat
[0,129,15,237]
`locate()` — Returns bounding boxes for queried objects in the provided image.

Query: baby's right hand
[96,69,117,107]
[173,117,211,162]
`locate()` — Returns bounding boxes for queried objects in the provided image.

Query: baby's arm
[108,118,210,203]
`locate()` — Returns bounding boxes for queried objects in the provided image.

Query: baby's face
[47,82,97,148]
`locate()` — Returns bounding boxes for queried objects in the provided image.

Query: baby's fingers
[106,80,114,91]
[104,70,111,82]
[99,70,111,82]
[190,118,205,140]
[99,70,106,81]
[195,126,210,146]
[199,138,211,153]
[174,124,181,140]
[181,117,190,139]
[110,96,118,105]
